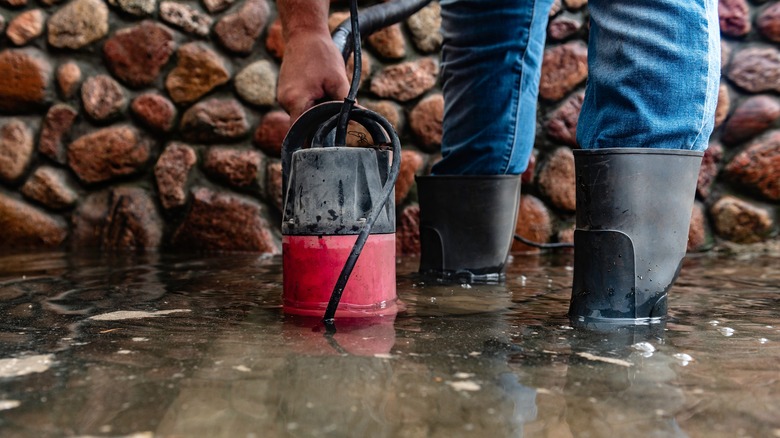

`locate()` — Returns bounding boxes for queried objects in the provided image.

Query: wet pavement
[0,249,778,437]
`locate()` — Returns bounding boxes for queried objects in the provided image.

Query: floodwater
[0,249,778,438]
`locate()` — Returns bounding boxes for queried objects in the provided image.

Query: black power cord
[322,0,401,332]
[513,234,574,249]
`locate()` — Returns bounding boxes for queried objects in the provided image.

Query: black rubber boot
[569,148,703,326]
[416,175,521,283]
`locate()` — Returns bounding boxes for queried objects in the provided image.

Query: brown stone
[103,187,162,250]
[396,204,420,255]
[724,131,780,201]
[81,74,127,121]
[71,187,162,250]
[103,21,176,88]
[548,13,582,41]
[719,0,751,37]
[266,160,283,211]
[406,1,442,53]
[370,58,439,102]
[396,150,423,205]
[253,110,290,158]
[540,42,588,101]
[39,103,78,164]
[172,188,280,253]
[7,9,45,46]
[758,2,780,43]
[56,62,81,99]
[687,202,709,252]
[203,0,236,13]
[714,83,730,128]
[265,18,284,59]
[697,143,722,199]
[68,125,151,184]
[727,47,780,94]
[0,192,67,249]
[722,95,780,145]
[0,49,52,112]
[557,224,575,246]
[165,43,230,105]
[409,93,443,152]
[204,147,263,189]
[131,93,177,132]
[710,195,774,243]
[0,119,34,183]
[47,0,109,49]
[368,24,406,59]
[159,1,212,37]
[522,151,537,186]
[21,166,77,209]
[214,0,270,55]
[512,194,552,253]
[546,92,584,147]
[180,98,249,143]
[537,147,576,211]
[154,142,197,209]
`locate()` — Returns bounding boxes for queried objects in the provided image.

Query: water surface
[0,250,778,437]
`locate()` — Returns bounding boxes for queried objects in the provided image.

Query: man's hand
[277,31,350,122]
[277,0,350,122]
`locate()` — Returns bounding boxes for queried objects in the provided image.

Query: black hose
[513,234,574,249]
[332,0,433,61]
[323,0,402,332]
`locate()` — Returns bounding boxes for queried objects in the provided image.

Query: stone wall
[0,0,777,253]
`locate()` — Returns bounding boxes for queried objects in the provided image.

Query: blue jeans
[432,0,720,175]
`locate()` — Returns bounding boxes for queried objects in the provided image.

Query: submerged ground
[0,249,778,437]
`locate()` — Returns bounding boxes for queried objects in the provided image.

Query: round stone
[727,47,780,94]
[710,196,774,243]
[540,41,588,101]
[7,9,46,46]
[0,192,68,249]
[396,205,421,255]
[370,58,439,102]
[406,2,442,53]
[0,49,52,112]
[131,93,177,132]
[68,125,150,184]
[159,1,212,37]
[81,74,127,121]
[179,98,249,143]
[155,142,197,209]
[546,92,584,147]
[758,2,780,43]
[214,0,270,55]
[56,61,81,99]
[724,131,780,201]
[0,119,34,183]
[165,43,230,105]
[396,150,423,205]
[722,95,780,145]
[21,166,77,210]
[106,0,156,17]
[719,0,751,37]
[253,110,291,157]
[38,103,78,164]
[409,94,443,152]
[103,21,175,88]
[512,194,552,253]
[537,147,576,212]
[47,0,109,49]
[203,147,263,189]
[368,24,406,59]
[234,60,277,107]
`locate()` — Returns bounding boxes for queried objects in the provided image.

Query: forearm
[278,0,331,40]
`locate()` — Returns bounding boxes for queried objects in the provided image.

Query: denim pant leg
[577,0,721,151]
[432,0,554,175]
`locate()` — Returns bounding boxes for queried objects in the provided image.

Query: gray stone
[160,1,212,37]
[47,0,109,49]
[107,0,156,17]
[234,60,277,107]
[406,1,442,53]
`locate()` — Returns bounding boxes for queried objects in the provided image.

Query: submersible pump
[281,0,432,328]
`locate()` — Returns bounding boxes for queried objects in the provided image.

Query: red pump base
[283,234,399,318]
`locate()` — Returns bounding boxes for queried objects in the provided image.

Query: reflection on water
[0,251,778,437]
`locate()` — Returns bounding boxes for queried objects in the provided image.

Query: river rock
[38,103,78,164]
[0,49,52,112]
[546,92,583,147]
[406,1,442,53]
[253,110,290,157]
[537,147,576,212]
[409,94,443,152]
[180,98,249,143]
[159,1,212,37]
[0,192,67,249]
[540,41,588,101]
[234,60,277,107]
[154,142,197,209]
[203,0,236,13]
[370,58,438,102]
[724,132,780,201]
[758,2,780,43]
[722,95,780,145]
[7,9,45,46]
[710,196,774,243]
[697,143,722,200]
[131,93,177,132]
[171,188,280,253]
[0,119,33,183]
[107,0,156,17]
[68,125,151,184]
[165,43,230,105]
[81,75,127,121]
[396,205,420,255]
[719,0,751,37]
[396,150,423,205]
[548,12,582,41]
[21,166,77,210]
[56,62,81,99]
[47,0,109,49]
[512,194,552,253]
[214,0,270,55]
[368,24,406,59]
[203,147,263,189]
[727,47,780,94]
[103,21,175,88]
